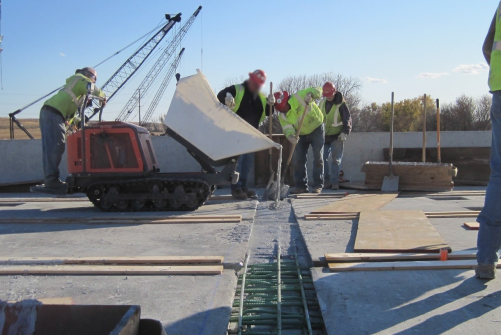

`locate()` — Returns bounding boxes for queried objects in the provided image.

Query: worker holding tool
[37,67,106,192]
[476,2,501,280]
[320,82,352,190]
[217,70,275,200]
[274,87,325,194]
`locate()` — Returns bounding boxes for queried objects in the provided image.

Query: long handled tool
[267,101,311,200]
[436,98,441,163]
[382,92,399,191]
[263,82,276,200]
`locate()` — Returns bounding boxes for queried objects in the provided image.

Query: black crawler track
[86,178,211,212]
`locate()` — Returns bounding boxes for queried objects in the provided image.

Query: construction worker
[274,87,325,194]
[38,67,106,191]
[476,1,501,280]
[320,82,352,190]
[217,70,275,200]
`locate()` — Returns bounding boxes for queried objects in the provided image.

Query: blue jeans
[323,138,344,186]
[39,106,66,185]
[292,124,324,189]
[232,153,254,190]
[477,91,501,265]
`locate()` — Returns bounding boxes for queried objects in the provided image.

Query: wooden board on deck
[325,250,476,262]
[0,256,224,265]
[463,222,480,230]
[0,265,223,275]
[311,193,398,214]
[354,210,451,253]
[328,259,500,272]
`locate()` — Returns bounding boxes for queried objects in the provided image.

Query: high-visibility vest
[232,84,268,124]
[489,2,501,91]
[320,98,345,135]
[278,87,324,137]
[44,73,105,120]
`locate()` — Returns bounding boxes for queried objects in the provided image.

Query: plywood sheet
[312,193,398,213]
[328,259,500,272]
[164,70,280,161]
[354,210,451,253]
[325,251,476,262]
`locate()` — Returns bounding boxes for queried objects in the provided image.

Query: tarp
[164,69,280,162]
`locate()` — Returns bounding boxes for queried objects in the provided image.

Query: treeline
[257,73,492,133]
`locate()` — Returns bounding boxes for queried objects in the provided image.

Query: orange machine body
[67,121,158,174]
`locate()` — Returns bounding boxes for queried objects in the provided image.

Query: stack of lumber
[361,161,457,191]
[0,256,224,275]
[325,251,501,272]
[0,215,242,225]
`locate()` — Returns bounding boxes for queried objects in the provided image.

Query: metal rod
[422,93,427,162]
[277,245,282,335]
[390,92,395,166]
[294,248,312,335]
[238,253,250,335]
[436,98,441,163]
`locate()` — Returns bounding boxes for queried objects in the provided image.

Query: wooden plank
[0,256,224,265]
[0,265,223,275]
[463,222,480,230]
[354,210,451,253]
[311,193,398,213]
[304,211,480,220]
[328,260,501,272]
[0,215,242,225]
[325,251,477,262]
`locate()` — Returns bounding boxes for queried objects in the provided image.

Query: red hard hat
[274,91,289,111]
[249,69,267,86]
[322,82,336,97]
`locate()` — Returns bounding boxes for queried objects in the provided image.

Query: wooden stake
[422,93,427,162]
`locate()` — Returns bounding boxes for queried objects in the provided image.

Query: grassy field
[0,117,41,140]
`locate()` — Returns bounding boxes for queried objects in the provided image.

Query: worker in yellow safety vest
[217,70,275,200]
[37,67,106,191]
[320,82,352,190]
[476,1,501,280]
[274,87,325,194]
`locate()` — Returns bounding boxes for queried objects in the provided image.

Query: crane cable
[10,19,167,113]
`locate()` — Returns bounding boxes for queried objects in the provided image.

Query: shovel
[267,102,311,200]
[381,92,399,191]
[263,82,276,200]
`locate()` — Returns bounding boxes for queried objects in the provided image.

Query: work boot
[289,187,308,195]
[311,188,322,194]
[242,188,257,198]
[44,179,67,190]
[475,264,497,279]
[231,189,248,200]
[331,184,339,190]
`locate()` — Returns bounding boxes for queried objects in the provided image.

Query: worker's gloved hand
[304,93,313,105]
[267,93,276,105]
[100,97,107,107]
[287,135,299,145]
[338,133,347,142]
[76,116,90,129]
[225,92,235,109]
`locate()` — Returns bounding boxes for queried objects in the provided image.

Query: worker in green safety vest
[320,82,352,190]
[274,87,325,194]
[217,70,275,200]
[37,67,106,191]
[476,1,501,280]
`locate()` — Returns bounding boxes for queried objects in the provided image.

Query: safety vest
[44,73,105,120]
[278,87,324,137]
[320,98,345,136]
[232,84,268,124]
[489,3,501,91]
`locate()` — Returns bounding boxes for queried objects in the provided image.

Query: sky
[0,0,499,120]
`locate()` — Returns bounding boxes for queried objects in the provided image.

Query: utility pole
[138,89,141,126]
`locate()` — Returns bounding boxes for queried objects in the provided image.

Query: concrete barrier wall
[0,131,490,186]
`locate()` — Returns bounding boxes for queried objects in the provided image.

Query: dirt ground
[0,117,41,139]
